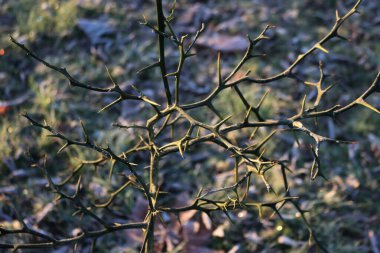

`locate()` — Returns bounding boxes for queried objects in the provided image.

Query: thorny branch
[4,0,379,252]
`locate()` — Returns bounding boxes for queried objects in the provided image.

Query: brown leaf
[180,209,197,224]
[278,235,303,247]
[197,33,249,52]
[212,225,225,237]
[178,4,213,27]
[201,212,212,230]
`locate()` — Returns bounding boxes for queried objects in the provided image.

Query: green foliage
[8,0,77,39]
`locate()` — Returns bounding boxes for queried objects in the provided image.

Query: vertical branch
[144,150,159,253]
[143,215,155,253]
[149,151,159,195]
[142,2,172,248]
[174,41,185,105]
[156,0,172,105]
[145,116,160,253]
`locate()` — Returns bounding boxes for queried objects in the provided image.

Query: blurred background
[0,0,379,252]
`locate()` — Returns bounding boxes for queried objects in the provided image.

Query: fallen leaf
[212,225,225,237]
[278,235,303,247]
[346,174,360,189]
[201,212,212,230]
[180,209,197,224]
[178,4,213,27]
[228,245,240,253]
[77,17,115,45]
[197,33,249,52]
